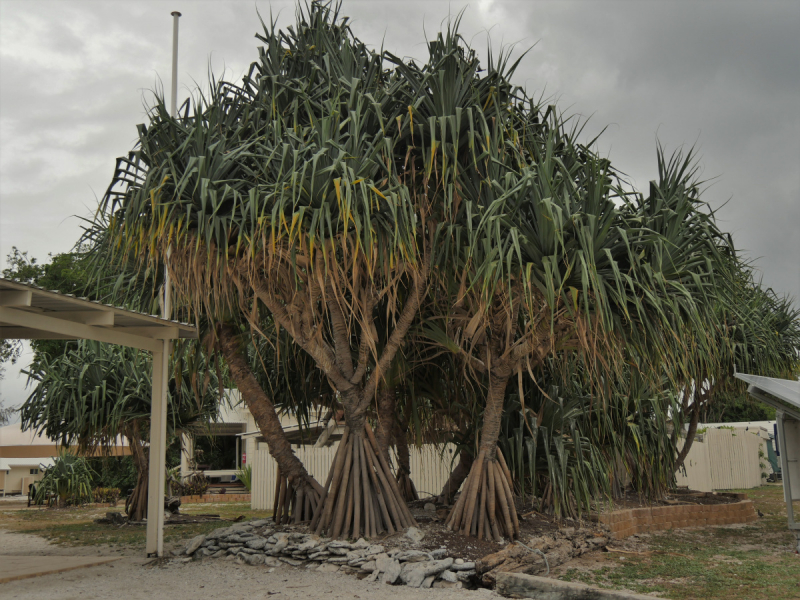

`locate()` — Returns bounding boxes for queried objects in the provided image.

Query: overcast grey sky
[1,0,798,411]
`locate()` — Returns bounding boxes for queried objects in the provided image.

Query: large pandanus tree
[424,94,732,539]
[89,2,433,537]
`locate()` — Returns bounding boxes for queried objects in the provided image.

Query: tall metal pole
[146,10,180,558]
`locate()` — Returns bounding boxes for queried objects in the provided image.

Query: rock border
[594,496,757,539]
[179,524,473,590]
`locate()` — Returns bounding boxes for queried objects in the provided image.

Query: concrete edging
[496,572,663,599]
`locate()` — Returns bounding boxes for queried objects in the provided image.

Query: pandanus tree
[20,340,218,520]
[423,96,732,539]
[672,265,800,472]
[90,2,436,537]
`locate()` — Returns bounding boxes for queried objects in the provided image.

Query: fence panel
[677,428,766,492]
[251,442,457,510]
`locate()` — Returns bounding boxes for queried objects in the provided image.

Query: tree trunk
[437,449,474,505]
[445,373,519,542]
[125,431,149,522]
[375,388,396,464]
[393,418,419,502]
[674,395,703,474]
[219,323,323,524]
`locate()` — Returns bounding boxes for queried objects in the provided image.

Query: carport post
[145,342,169,556]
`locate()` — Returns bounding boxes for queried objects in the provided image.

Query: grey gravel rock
[211,550,226,558]
[430,549,448,559]
[405,527,425,544]
[352,538,370,549]
[381,559,402,584]
[278,557,303,566]
[246,538,268,550]
[308,551,330,560]
[185,534,206,556]
[317,562,340,573]
[454,558,465,565]
[396,550,429,562]
[270,538,289,555]
[327,557,350,564]
[327,540,351,549]
[364,544,384,556]
[439,570,458,582]
[329,547,350,556]
[421,575,435,588]
[424,503,436,513]
[450,561,475,571]
[360,561,376,573]
[245,553,266,566]
[218,542,243,549]
[456,570,476,582]
[432,581,462,589]
[264,557,282,567]
[249,519,271,527]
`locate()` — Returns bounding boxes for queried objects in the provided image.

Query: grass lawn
[0,500,272,551]
[558,484,800,600]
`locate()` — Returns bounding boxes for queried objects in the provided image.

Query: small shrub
[179,473,210,496]
[93,487,121,505]
[34,451,95,507]
[236,464,252,491]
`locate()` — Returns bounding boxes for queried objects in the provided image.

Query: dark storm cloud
[1,0,798,409]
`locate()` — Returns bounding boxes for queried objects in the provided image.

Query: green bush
[236,464,252,491]
[178,473,210,496]
[34,451,95,507]
[92,487,121,505]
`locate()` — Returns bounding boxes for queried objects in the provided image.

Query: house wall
[250,441,458,510]
[676,428,767,491]
[1,467,43,495]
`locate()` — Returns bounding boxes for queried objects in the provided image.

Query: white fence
[676,427,769,492]
[251,441,458,510]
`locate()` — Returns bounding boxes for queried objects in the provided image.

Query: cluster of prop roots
[310,424,417,538]
[445,447,520,542]
[272,471,323,524]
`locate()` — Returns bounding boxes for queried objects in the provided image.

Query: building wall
[1,466,43,495]
[250,441,458,510]
[676,427,768,491]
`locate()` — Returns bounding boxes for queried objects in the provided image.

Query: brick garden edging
[180,493,251,504]
[594,494,757,539]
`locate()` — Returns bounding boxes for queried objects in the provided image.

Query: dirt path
[0,529,501,600]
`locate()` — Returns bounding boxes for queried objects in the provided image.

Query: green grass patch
[0,501,272,550]
[558,484,800,600]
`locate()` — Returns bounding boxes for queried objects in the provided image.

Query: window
[29,468,39,475]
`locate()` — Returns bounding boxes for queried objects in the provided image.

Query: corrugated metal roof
[0,278,196,351]
[735,373,800,420]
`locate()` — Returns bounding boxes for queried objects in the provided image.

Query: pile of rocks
[180,521,475,589]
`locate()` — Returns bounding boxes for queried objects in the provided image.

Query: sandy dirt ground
[0,529,501,600]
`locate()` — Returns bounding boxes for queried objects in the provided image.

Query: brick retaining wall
[180,493,251,504]
[596,495,757,539]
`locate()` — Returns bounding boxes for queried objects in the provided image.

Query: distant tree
[2,247,94,363]
[21,340,219,521]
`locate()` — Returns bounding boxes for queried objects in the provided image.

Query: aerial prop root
[272,468,324,525]
[445,447,520,542]
[311,424,417,539]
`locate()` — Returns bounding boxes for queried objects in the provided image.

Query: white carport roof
[0,457,55,470]
[0,277,193,557]
[0,278,196,351]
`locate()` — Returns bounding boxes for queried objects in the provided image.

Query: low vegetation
[0,501,271,550]
[558,484,800,600]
